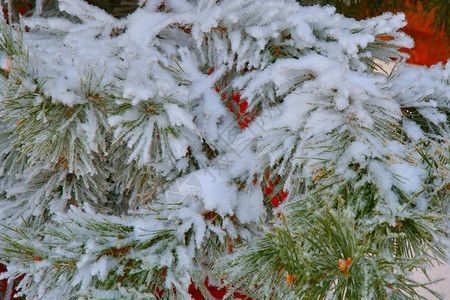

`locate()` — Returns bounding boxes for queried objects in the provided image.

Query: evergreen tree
[0,0,448,299]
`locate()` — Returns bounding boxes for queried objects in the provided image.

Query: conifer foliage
[0,0,448,299]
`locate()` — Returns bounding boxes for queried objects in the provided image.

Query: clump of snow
[236,187,265,223]
[176,168,237,217]
[403,119,425,141]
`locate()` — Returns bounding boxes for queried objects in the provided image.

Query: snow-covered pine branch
[0,0,448,299]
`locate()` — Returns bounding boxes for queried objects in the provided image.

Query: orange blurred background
[401,9,449,66]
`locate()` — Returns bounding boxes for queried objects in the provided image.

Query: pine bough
[0,0,448,299]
